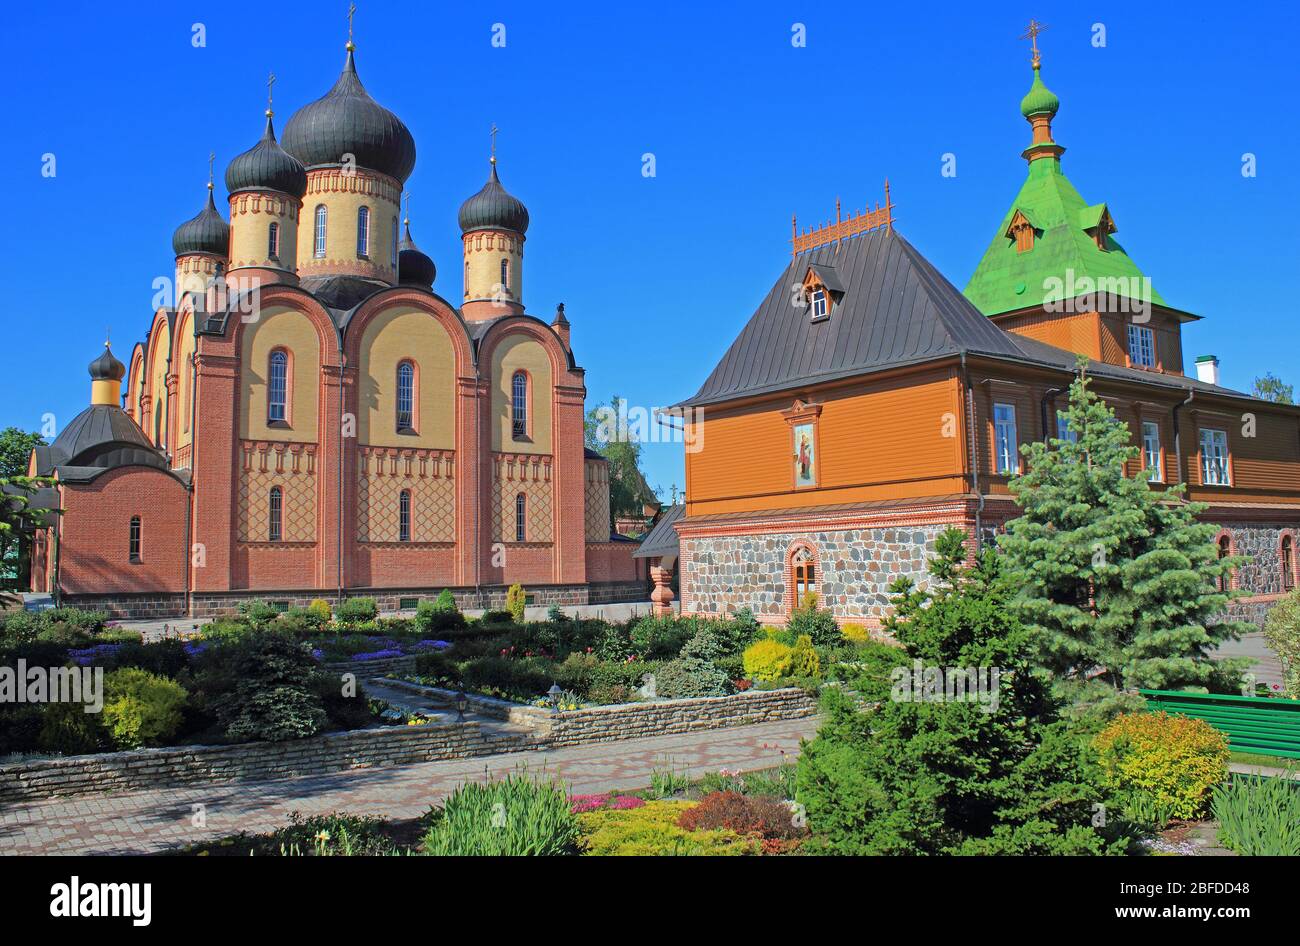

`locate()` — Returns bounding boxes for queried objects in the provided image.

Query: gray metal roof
[37,405,170,478]
[677,227,1026,408]
[458,161,530,235]
[633,503,684,559]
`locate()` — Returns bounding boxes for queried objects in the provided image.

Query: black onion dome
[88,343,125,382]
[225,114,308,198]
[172,189,230,257]
[458,161,530,234]
[281,49,416,183]
[397,221,436,288]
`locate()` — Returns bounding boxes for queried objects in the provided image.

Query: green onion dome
[1020,64,1060,119]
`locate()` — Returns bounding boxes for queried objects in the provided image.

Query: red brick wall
[57,468,189,595]
[349,544,458,588]
[585,542,642,583]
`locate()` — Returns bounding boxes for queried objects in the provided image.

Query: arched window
[268,350,288,423]
[515,493,527,542]
[396,361,415,431]
[129,516,142,563]
[1217,534,1233,593]
[356,206,370,257]
[399,490,411,542]
[1282,535,1296,592]
[268,221,279,259]
[511,371,528,439]
[390,216,399,268]
[269,486,283,542]
[154,400,166,450]
[792,546,817,606]
[313,205,328,258]
[500,257,510,291]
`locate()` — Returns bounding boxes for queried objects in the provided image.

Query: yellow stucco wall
[239,305,321,443]
[490,334,551,454]
[229,193,300,275]
[356,307,456,449]
[296,169,400,284]
[146,316,172,448]
[464,230,523,305]
[172,315,196,454]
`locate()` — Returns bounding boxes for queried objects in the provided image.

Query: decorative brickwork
[356,446,455,543]
[492,452,554,543]
[584,458,611,542]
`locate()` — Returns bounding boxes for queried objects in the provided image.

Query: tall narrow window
[1200,428,1230,485]
[994,403,1018,474]
[129,516,142,563]
[792,547,816,604]
[357,206,370,258]
[1142,421,1163,482]
[500,257,510,291]
[515,493,527,542]
[396,361,415,431]
[313,205,327,258]
[391,216,399,268]
[511,371,528,439]
[269,487,282,542]
[268,221,279,259]
[1055,411,1077,444]
[1127,324,1155,367]
[1282,535,1296,592]
[268,350,288,423]
[399,490,411,542]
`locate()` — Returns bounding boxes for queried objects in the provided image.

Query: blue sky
[4,0,1297,497]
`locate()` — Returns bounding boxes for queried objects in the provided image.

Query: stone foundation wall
[1220,523,1293,597]
[0,687,817,801]
[682,526,946,622]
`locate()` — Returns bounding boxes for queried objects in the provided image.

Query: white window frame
[356,206,370,258]
[399,490,411,542]
[515,493,527,542]
[1200,428,1230,485]
[267,221,279,259]
[1127,324,1155,368]
[809,289,828,320]
[1142,421,1163,482]
[994,403,1018,474]
[313,205,327,258]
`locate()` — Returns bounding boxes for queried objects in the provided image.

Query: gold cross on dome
[490,123,499,163]
[402,191,411,224]
[1020,18,1049,67]
[207,151,215,187]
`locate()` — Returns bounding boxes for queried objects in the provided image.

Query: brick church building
[27,34,643,618]
[657,43,1300,629]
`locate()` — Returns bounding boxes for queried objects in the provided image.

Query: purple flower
[412,640,451,651]
[66,643,124,666]
[351,648,404,661]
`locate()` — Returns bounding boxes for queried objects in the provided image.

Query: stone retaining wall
[0,687,818,801]
[323,654,418,679]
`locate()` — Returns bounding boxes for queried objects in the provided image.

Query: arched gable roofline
[341,288,474,375]
[143,308,174,406]
[230,285,343,368]
[126,344,147,412]
[474,315,580,382]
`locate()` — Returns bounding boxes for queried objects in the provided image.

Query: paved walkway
[0,717,818,856]
[1213,631,1285,691]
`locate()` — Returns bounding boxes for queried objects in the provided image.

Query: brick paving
[0,717,818,856]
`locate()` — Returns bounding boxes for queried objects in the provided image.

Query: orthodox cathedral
[27,32,644,617]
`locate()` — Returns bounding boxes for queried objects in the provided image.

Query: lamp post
[547,682,563,713]
[455,688,468,723]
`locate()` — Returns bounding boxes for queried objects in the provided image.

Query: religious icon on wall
[793,422,816,488]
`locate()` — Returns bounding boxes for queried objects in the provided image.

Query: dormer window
[801,264,841,322]
[1006,209,1036,254]
[810,289,828,320]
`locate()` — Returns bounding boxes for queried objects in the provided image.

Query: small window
[994,403,1018,474]
[399,490,411,542]
[809,289,828,320]
[268,350,288,423]
[129,516,142,563]
[313,205,327,258]
[792,547,816,603]
[1142,421,1163,482]
[1056,411,1077,444]
[515,493,527,542]
[357,206,370,258]
[500,257,510,291]
[269,486,283,542]
[1282,536,1296,592]
[1127,324,1155,368]
[1200,428,1230,486]
[268,221,279,259]
[399,596,419,611]
[396,361,415,431]
[511,371,528,439]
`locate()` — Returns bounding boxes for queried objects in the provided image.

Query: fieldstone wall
[1222,523,1290,597]
[683,526,945,621]
[0,687,817,801]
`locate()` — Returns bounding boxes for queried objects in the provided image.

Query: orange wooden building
[658,53,1300,629]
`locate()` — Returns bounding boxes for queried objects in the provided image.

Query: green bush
[309,599,334,624]
[202,630,327,742]
[1,608,108,646]
[38,700,104,755]
[480,610,515,626]
[655,655,730,699]
[787,593,841,646]
[786,634,821,678]
[101,668,188,749]
[577,800,755,856]
[629,615,692,659]
[432,589,458,612]
[415,599,467,634]
[1212,771,1300,856]
[505,584,527,623]
[311,672,374,731]
[1264,589,1300,699]
[423,774,579,856]
[459,656,552,701]
[238,599,282,629]
[414,650,461,684]
[1093,712,1229,820]
[334,597,378,625]
[742,638,793,682]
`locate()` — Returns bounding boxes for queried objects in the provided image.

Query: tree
[584,395,658,526]
[0,427,45,481]
[0,428,51,588]
[796,529,1122,855]
[998,358,1250,692]
[1252,373,1294,405]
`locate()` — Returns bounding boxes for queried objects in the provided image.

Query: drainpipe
[960,353,984,548]
[474,358,482,600]
[184,326,200,618]
[1173,388,1195,486]
[1040,387,1063,444]
[337,349,346,605]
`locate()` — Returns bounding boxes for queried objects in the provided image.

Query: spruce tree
[997,358,1249,692]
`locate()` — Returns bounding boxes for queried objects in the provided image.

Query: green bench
[1140,689,1300,760]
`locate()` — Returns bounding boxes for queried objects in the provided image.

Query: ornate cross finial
[490,123,499,164]
[402,190,411,225]
[207,151,215,190]
[267,71,276,116]
[1020,18,1048,67]
[347,3,357,50]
